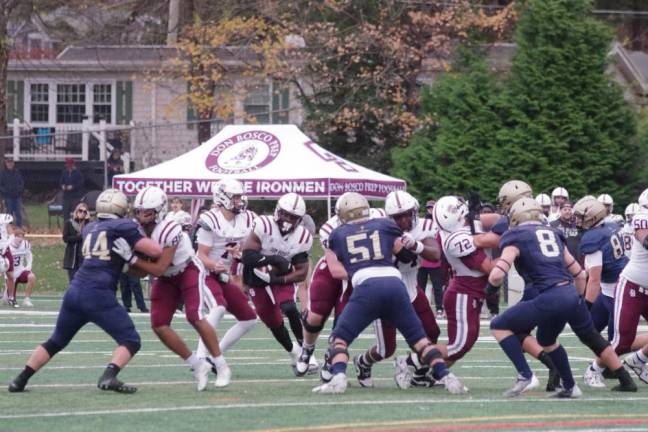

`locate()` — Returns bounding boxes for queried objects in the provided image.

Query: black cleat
[546,367,561,392]
[98,377,137,394]
[611,367,638,392]
[602,367,615,379]
[8,379,26,393]
[612,381,638,392]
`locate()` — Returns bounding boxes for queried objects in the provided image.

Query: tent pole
[327,179,331,219]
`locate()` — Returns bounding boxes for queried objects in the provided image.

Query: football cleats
[639,188,648,210]
[274,192,306,235]
[508,197,543,227]
[597,194,614,214]
[336,192,370,224]
[497,180,533,214]
[95,188,129,219]
[385,190,419,231]
[551,187,569,205]
[573,197,607,229]
[625,203,640,223]
[213,179,244,213]
[434,196,468,232]
[134,186,168,223]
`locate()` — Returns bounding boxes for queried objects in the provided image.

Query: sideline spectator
[119,273,148,313]
[62,202,90,281]
[550,201,582,263]
[106,148,124,184]
[166,197,185,220]
[59,158,84,219]
[416,200,445,317]
[9,227,36,307]
[0,158,24,227]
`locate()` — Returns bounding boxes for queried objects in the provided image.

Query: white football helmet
[274,192,306,234]
[625,202,640,223]
[369,208,387,219]
[385,190,419,231]
[171,210,193,229]
[434,196,468,232]
[213,179,244,213]
[134,186,168,224]
[551,187,569,205]
[597,193,614,214]
[639,188,648,210]
[535,193,551,207]
[96,188,129,219]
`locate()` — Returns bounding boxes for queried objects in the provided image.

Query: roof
[611,43,648,95]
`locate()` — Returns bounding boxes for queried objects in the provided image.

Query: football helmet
[96,188,129,219]
[134,186,168,224]
[213,179,244,213]
[336,192,370,224]
[573,197,607,229]
[171,210,193,229]
[597,194,614,214]
[434,196,468,232]
[497,180,533,214]
[535,193,551,216]
[625,203,640,223]
[639,188,648,210]
[334,192,353,216]
[385,190,419,231]
[509,197,543,227]
[274,192,306,234]
[551,187,569,206]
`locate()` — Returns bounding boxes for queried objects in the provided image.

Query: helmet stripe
[292,194,299,210]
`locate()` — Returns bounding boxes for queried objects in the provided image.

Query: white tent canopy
[113,125,406,201]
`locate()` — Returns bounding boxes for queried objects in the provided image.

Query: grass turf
[2,298,648,432]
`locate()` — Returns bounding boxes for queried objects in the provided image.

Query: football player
[621,203,640,258]
[488,198,588,397]
[573,198,629,388]
[129,186,232,390]
[312,192,466,395]
[8,189,163,393]
[535,193,552,217]
[194,179,258,358]
[353,191,441,388]
[598,194,625,227]
[611,189,648,385]
[9,227,36,307]
[241,192,316,374]
[549,187,569,222]
[0,214,17,307]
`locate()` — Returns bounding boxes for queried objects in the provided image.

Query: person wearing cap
[0,158,24,227]
[549,201,582,263]
[59,158,84,220]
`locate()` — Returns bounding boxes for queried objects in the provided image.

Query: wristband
[413,241,424,254]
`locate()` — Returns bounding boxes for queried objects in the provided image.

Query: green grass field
[3,297,648,432]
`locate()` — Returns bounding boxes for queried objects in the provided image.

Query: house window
[30,83,48,122]
[56,84,86,123]
[243,84,271,123]
[93,84,112,123]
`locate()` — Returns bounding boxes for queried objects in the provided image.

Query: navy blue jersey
[580,223,629,284]
[500,223,572,293]
[73,218,143,290]
[491,215,510,236]
[328,218,402,280]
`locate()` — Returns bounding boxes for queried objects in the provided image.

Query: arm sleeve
[491,216,509,236]
[584,251,603,270]
[579,232,599,255]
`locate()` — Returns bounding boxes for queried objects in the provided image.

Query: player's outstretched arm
[488,246,519,287]
[134,237,163,258]
[583,253,602,304]
[324,248,347,280]
[131,244,177,277]
[473,232,500,249]
[564,248,586,295]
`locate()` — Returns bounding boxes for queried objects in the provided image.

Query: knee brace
[280,300,298,315]
[327,340,349,361]
[41,339,63,357]
[122,339,141,357]
[579,327,610,356]
[418,343,443,366]
[301,309,324,334]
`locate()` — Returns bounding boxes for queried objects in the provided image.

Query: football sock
[219,319,256,353]
[636,350,648,363]
[431,362,449,380]
[592,360,605,373]
[14,365,36,387]
[537,350,556,371]
[499,335,533,380]
[209,355,228,371]
[283,306,304,347]
[270,324,294,352]
[185,353,202,369]
[363,348,382,365]
[547,345,575,390]
[408,352,423,369]
[197,306,227,357]
[331,361,347,375]
[100,363,121,381]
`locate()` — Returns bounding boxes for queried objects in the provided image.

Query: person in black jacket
[62,202,90,281]
[59,158,84,220]
[0,158,24,227]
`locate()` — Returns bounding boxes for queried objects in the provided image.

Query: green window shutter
[272,83,289,124]
[116,81,133,124]
[6,80,24,121]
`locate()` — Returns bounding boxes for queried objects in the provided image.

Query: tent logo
[205,130,281,174]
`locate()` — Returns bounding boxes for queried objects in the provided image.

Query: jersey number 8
[536,229,560,258]
[81,231,111,261]
[346,230,384,264]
